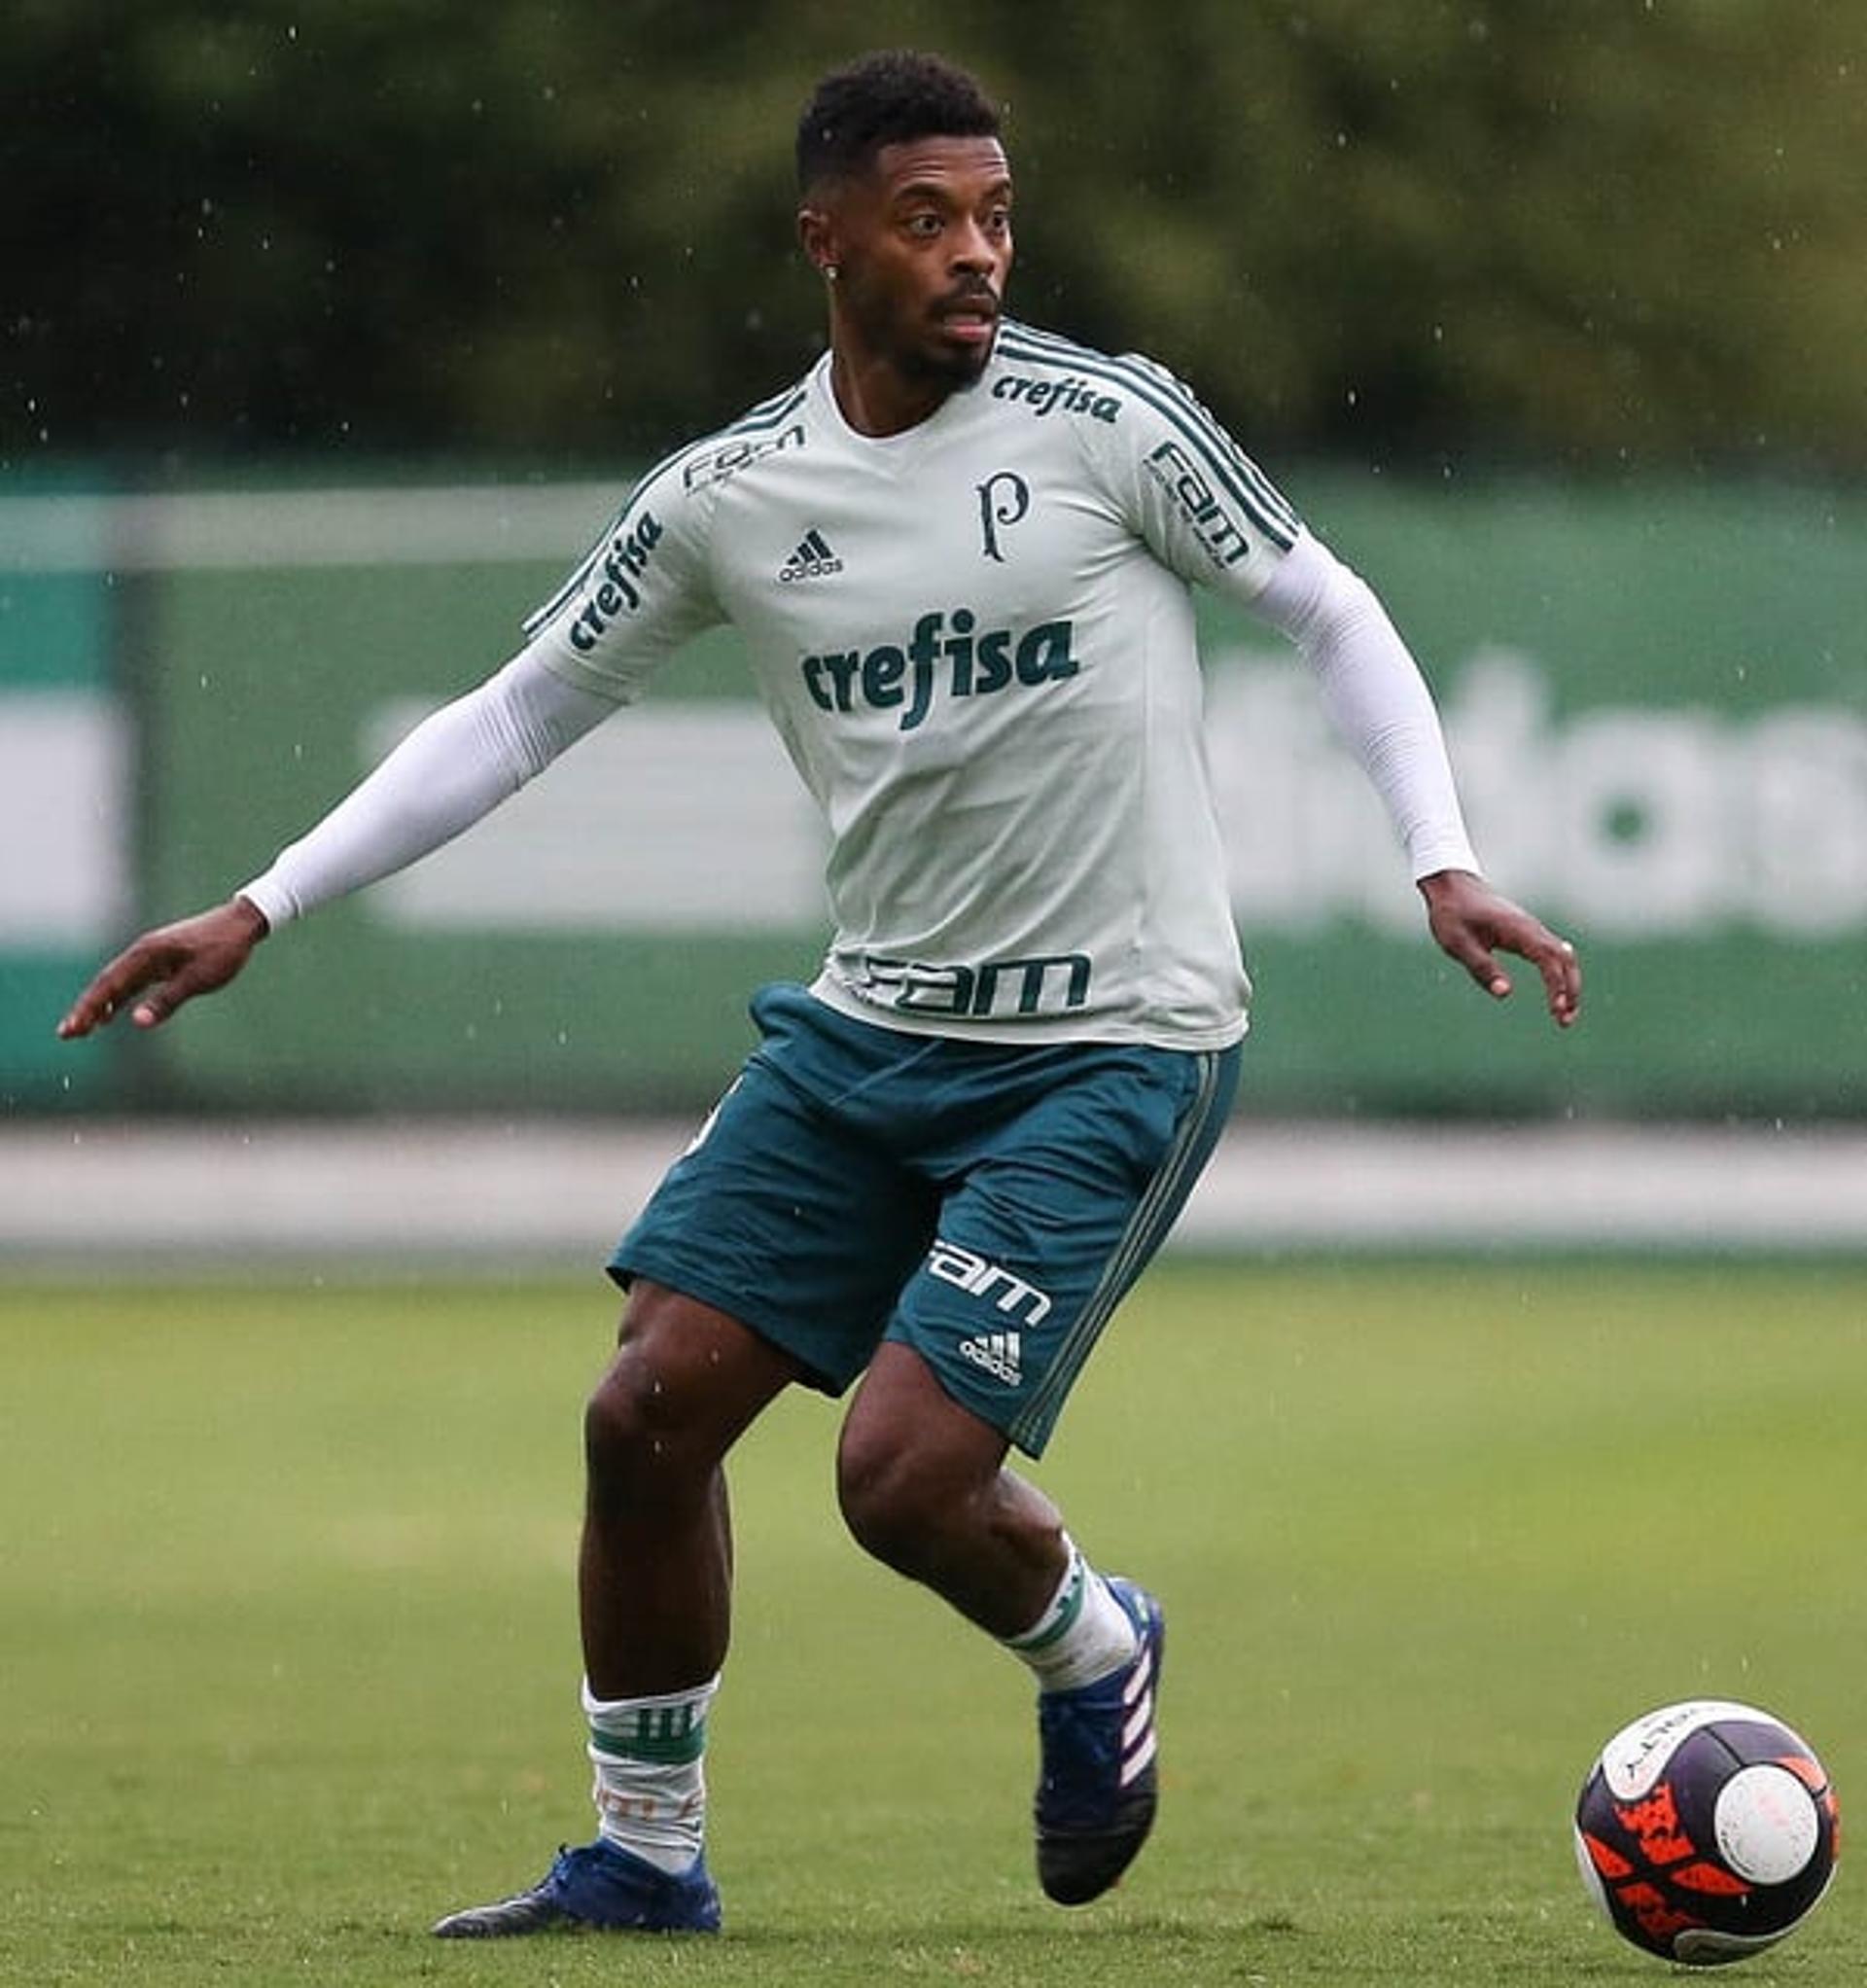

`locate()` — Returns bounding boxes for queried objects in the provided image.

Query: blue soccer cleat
[431,1838,722,1937]
[1033,1577,1164,1904]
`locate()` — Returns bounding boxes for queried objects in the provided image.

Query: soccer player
[60,50,1581,1935]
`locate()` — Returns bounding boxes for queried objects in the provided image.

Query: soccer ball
[1573,1699,1840,1967]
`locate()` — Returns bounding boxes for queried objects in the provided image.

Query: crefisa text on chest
[799,609,1079,733]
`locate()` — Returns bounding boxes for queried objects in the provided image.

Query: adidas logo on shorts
[959,1330,1022,1387]
[778,528,843,582]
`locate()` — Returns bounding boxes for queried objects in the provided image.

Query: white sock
[1002,1538,1138,1692]
[582,1674,718,1874]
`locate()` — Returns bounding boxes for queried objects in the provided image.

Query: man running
[61,48,1580,1935]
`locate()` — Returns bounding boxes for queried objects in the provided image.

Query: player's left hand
[1417,869,1581,1029]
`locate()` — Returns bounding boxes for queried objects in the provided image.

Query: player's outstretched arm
[57,895,269,1039]
[55,650,619,1045]
[1418,869,1581,1029]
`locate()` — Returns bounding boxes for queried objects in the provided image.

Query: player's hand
[56,896,270,1039]
[1417,869,1581,1029]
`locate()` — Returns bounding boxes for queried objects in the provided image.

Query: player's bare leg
[836,1339,1065,1631]
[836,1342,1165,1904]
[434,1284,798,1937]
[581,1282,802,1693]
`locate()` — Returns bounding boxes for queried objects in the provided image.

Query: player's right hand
[56,895,270,1039]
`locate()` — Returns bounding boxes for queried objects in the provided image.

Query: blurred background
[4,0,1865,1251]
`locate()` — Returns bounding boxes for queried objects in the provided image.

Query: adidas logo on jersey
[778,528,843,582]
[959,1330,1023,1388]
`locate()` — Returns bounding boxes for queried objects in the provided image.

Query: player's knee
[583,1340,710,1509]
[835,1424,955,1577]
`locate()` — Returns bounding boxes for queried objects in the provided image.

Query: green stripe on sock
[1008,1561,1086,1653]
[588,1708,709,1765]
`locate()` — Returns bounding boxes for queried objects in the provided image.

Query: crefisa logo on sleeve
[567,512,665,652]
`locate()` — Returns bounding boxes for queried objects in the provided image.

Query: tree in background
[5,0,1863,475]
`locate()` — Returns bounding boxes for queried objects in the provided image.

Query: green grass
[4,1260,1865,1985]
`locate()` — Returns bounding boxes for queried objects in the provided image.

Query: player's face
[809,135,1013,400]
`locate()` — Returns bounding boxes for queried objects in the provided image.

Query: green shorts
[613,983,1241,1456]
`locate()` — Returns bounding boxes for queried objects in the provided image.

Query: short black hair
[795,50,1002,193]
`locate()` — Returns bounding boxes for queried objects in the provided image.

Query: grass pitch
[5,1259,1864,1985]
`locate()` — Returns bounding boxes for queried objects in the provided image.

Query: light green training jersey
[524,320,1318,1050]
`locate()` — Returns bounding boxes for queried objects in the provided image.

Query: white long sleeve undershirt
[238,534,1478,932]
[238,650,616,928]
[1253,532,1481,882]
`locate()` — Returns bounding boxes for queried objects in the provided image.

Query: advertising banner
[0,509,126,1107]
[12,474,1865,1118]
